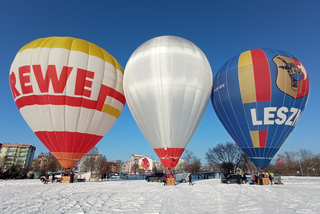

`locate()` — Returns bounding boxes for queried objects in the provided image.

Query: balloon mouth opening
[58,159,80,169]
[250,157,272,169]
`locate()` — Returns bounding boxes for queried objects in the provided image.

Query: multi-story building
[0,142,36,170]
[122,154,187,174]
[124,154,155,174]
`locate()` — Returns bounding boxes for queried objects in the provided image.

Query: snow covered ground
[1,176,320,214]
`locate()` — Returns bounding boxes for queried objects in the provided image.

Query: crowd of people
[43,168,75,184]
[251,172,275,185]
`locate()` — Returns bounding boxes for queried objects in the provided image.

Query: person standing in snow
[189,173,193,185]
[269,173,273,185]
[237,173,241,185]
[44,173,49,184]
[259,173,263,185]
[52,173,55,183]
[70,171,74,183]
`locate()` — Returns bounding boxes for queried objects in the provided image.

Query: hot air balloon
[211,48,309,168]
[124,36,213,169]
[9,37,125,169]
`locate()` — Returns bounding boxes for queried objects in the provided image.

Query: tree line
[267,150,320,176]
[2,143,318,179]
[205,142,320,176]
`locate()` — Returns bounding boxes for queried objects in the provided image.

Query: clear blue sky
[1,1,319,164]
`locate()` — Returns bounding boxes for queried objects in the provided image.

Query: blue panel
[250,158,272,169]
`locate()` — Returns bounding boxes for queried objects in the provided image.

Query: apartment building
[0,142,36,170]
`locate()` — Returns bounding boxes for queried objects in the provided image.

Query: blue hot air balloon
[211,49,310,168]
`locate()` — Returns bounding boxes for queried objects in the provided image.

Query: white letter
[293,109,302,126]
[251,108,262,125]
[275,107,288,125]
[264,107,277,125]
[285,107,298,126]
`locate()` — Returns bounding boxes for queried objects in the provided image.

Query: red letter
[19,65,33,94]
[33,65,73,93]
[9,72,21,99]
[75,68,94,98]
[96,85,108,111]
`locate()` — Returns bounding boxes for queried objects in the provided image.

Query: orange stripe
[58,160,80,169]
[52,152,87,169]
[238,51,256,104]
[51,152,87,160]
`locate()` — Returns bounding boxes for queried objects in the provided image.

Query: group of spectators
[43,172,56,184]
[43,169,75,184]
[252,172,274,185]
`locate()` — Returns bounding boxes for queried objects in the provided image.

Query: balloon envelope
[124,36,212,169]
[9,37,125,168]
[211,49,309,168]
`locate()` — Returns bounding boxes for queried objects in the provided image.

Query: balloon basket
[257,177,269,185]
[166,178,175,186]
[62,176,72,183]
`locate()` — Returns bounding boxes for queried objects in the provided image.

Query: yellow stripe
[102,104,121,118]
[238,50,256,104]
[250,131,260,148]
[18,37,123,73]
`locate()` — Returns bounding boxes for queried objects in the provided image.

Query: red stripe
[14,85,125,110]
[154,148,185,158]
[259,130,268,148]
[35,131,103,153]
[251,49,271,102]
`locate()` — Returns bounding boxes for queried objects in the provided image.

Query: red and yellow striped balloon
[9,37,125,168]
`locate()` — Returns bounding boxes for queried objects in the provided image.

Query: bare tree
[32,152,61,174]
[87,146,99,155]
[182,150,202,173]
[299,149,318,176]
[157,162,165,172]
[173,160,185,172]
[98,155,110,175]
[132,162,139,174]
[81,146,100,172]
[205,142,244,175]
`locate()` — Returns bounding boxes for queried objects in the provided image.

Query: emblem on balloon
[273,55,309,99]
[9,37,125,169]
[211,48,309,168]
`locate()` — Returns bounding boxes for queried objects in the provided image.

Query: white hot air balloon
[124,36,213,169]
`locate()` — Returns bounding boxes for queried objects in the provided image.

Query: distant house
[124,154,155,174]
[0,142,36,170]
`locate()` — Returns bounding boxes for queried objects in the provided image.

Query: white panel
[20,105,119,136]
[124,36,213,151]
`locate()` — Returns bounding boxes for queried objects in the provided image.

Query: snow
[1,176,320,214]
